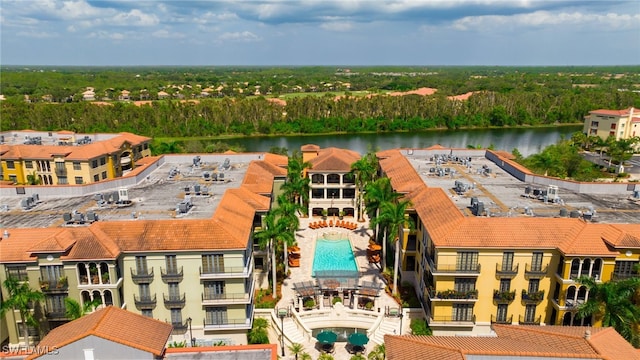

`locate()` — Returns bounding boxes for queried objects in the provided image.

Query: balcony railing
[203,318,251,329]
[519,315,541,325]
[131,268,154,284]
[134,294,157,310]
[39,278,68,293]
[163,293,186,309]
[493,290,516,303]
[429,314,476,324]
[428,288,478,301]
[161,266,183,283]
[202,292,250,303]
[521,290,545,303]
[612,272,639,280]
[491,314,513,324]
[495,263,518,277]
[55,167,67,176]
[525,263,548,278]
[430,263,481,275]
[45,307,68,320]
[171,321,188,333]
[199,262,252,278]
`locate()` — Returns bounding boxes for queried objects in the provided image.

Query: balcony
[428,288,478,302]
[171,321,188,334]
[521,290,545,303]
[202,292,251,305]
[430,263,481,276]
[131,268,154,284]
[495,263,518,278]
[161,266,183,283]
[429,314,476,326]
[493,290,516,303]
[55,167,67,176]
[612,272,639,280]
[519,315,541,325]
[134,294,157,310]
[524,263,548,278]
[39,278,68,294]
[491,315,513,324]
[163,293,186,309]
[203,318,252,330]
[45,307,68,320]
[199,261,253,279]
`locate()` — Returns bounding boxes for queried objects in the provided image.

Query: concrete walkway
[270,216,410,360]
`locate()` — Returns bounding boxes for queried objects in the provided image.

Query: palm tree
[284,151,312,213]
[368,343,385,360]
[350,354,367,360]
[273,195,301,276]
[317,353,335,360]
[300,353,312,360]
[64,298,101,320]
[0,277,44,347]
[256,211,295,289]
[376,199,413,296]
[365,178,401,272]
[350,151,378,222]
[577,276,640,347]
[288,342,305,360]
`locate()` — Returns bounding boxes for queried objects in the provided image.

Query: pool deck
[271,216,410,359]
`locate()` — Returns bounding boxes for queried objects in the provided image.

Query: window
[496,304,508,322]
[327,188,340,199]
[40,265,63,283]
[531,252,543,271]
[101,171,107,179]
[168,282,180,299]
[611,123,617,129]
[501,252,514,271]
[613,261,639,279]
[456,251,479,271]
[342,188,355,199]
[139,284,151,298]
[6,161,15,169]
[590,121,598,127]
[46,295,66,314]
[327,174,340,184]
[202,254,225,273]
[406,256,416,271]
[166,255,178,273]
[25,161,33,169]
[343,173,355,184]
[204,281,225,299]
[524,304,537,323]
[312,189,324,199]
[91,160,98,168]
[528,279,540,293]
[9,175,17,183]
[171,309,182,325]
[454,278,475,293]
[141,309,153,318]
[135,256,148,274]
[75,177,83,184]
[6,265,28,281]
[499,279,511,292]
[93,174,100,182]
[452,304,473,322]
[206,307,228,325]
[100,157,106,166]
[58,177,68,185]
[311,174,324,184]
[73,161,81,170]
[254,257,264,270]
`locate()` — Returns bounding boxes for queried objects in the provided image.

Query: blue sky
[2,0,639,66]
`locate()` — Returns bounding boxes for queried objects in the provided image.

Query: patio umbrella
[316,330,338,344]
[348,332,369,346]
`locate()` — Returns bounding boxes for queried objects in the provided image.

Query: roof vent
[584,330,591,340]
[3,230,9,239]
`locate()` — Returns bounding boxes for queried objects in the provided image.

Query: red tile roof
[589,107,635,117]
[308,147,361,172]
[242,160,287,195]
[30,306,172,359]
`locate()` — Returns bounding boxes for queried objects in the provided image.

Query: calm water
[223,126,582,157]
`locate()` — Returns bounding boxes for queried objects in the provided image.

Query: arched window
[311,174,324,184]
[562,312,572,326]
[78,264,89,285]
[581,259,591,276]
[92,290,103,308]
[327,174,340,184]
[570,259,580,278]
[104,290,113,306]
[81,291,91,305]
[577,286,588,302]
[566,286,576,306]
[592,258,602,279]
[100,262,109,284]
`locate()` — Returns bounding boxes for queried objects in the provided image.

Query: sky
[1,0,639,66]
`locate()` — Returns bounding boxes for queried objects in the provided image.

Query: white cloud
[111,9,159,27]
[452,11,640,31]
[152,29,186,39]
[218,31,260,42]
[16,30,58,38]
[87,31,126,40]
[320,21,354,32]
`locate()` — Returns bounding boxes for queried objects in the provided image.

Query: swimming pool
[312,237,358,276]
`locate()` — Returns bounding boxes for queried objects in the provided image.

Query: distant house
[119,90,131,101]
[157,91,170,100]
[82,89,95,101]
[583,107,640,141]
[27,306,172,360]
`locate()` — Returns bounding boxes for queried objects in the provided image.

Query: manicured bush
[410,318,433,335]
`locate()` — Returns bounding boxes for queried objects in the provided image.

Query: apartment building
[0,131,151,185]
[378,149,640,335]
[583,107,640,141]
[302,145,361,217]
[0,155,288,347]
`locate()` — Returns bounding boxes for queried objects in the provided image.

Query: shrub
[365,301,374,310]
[304,298,316,309]
[332,296,342,305]
[410,318,432,336]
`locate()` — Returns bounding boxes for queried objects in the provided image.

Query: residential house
[583,107,640,141]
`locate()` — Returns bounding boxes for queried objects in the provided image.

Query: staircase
[282,317,306,345]
[372,317,400,344]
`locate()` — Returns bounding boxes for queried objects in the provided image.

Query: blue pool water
[312,238,358,276]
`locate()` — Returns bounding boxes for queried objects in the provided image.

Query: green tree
[350,150,379,222]
[248,317,270,344]
[317,354,335,360]
[365,178,401,272]
[376,200,413,295]
[282,151,312,213]
[368,343,386,360]
[64,298,101,320]
[0,277,44,347]
[272,195,299,276]
[577,276,640,348]
[26,171,42,185]
[288,342,305,360]
[254,213,284,296]
[410,318,433,336]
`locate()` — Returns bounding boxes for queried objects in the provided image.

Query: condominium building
[378,149,640,335]
[583,107,640,141]
[0,131,152,185]
[0,155,288,347]
[302,145,361,217]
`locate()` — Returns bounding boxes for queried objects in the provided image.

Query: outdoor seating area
[367,243,381,264]
[308,220,358,230]
[288,246,301,267]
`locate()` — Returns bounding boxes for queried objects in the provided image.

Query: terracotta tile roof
[487,150,533,175]
[242,160,287,195]
[30,306,172,359]
[262,152,289,168]
[378,150,424,194]
[26,228,78,254]
[308,147,361,172]
[61,227,121,260]
[601,224,640,248]
[386,325,640,360]
[0,228,57,263]
[408,187,465,241]
[211,188,271,247]
[301,144,320,152]
[590,107,635,117]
